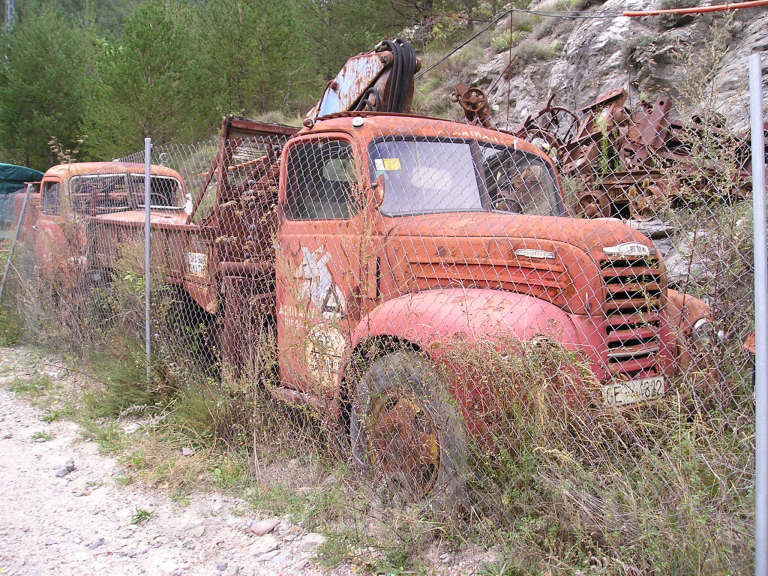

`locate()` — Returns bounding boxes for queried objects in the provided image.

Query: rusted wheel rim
[366,389,440,497]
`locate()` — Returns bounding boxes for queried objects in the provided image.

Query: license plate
[602,376,665,407]
[187,251,207,277]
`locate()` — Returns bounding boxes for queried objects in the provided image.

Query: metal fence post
[144,137,152,389]
[0,187,29,303]
[750,51,767,576]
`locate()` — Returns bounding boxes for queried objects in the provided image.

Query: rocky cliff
[419,0,768,132]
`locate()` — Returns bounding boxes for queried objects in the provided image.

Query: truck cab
[271,112,709,403]
[259,112,710,502]
[32,162,186,286]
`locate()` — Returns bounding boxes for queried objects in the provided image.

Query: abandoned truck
[81,40,713,504]
[22,162,186,283]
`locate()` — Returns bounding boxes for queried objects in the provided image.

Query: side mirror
[372,174,386,208]
[184,193,193,215]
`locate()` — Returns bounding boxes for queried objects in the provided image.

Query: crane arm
[307,39,420,122]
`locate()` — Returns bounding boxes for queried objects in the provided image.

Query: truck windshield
[369,138,562,217]
[69,174,182,214]
[129,175,183,209]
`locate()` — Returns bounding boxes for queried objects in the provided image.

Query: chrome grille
[601,257,664,378]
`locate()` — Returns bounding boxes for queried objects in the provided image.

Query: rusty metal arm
[187,155,220,224]
[623,0,768,16]
[307,40,420,124]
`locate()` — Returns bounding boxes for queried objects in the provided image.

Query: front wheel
[350,350,468,515]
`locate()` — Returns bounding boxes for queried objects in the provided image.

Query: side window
[41,182,60,215]
[481,146,563,217]
[192,177,217,223]
[284,140,357,220]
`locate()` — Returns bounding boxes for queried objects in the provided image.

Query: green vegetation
[0,4,91,167]
[0,0,449,168]
[40,408,60,422]
[491,29,528,53]
[31,430,53,442]
[0,303,23,346]
[10,374,53,396]
[84,347,156,418]
[131,508,152,525]
[79,418,129,455]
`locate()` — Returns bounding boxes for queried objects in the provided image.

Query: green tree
[295,0,411,93]
[82,0,200,159]
[189,0,301,117]
[0,5,92,169]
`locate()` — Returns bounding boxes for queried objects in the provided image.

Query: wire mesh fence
[0,48,764,575]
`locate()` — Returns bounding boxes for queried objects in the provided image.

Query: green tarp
[0,163,44,196]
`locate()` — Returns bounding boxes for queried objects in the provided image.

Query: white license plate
[187,251,208,277]
[602,376,665,407]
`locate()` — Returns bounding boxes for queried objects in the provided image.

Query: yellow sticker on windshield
[375,158,401,171]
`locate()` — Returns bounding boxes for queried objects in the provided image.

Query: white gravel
[0,349,343,576]
[0,346,495,576]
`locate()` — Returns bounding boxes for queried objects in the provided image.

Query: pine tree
[81,0,196,158]
[0,5,93,169]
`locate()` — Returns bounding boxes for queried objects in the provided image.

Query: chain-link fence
[0,46,765,575]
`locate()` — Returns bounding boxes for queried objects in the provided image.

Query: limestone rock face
[460,0,768,132]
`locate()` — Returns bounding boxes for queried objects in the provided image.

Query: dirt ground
[0,346,347,576]
[0,344,498,576]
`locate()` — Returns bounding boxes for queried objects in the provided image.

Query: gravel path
[0,348,341,576]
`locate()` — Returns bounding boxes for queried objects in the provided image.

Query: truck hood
[92,209,194,230]
[382,212,653,259]
[379,212,660,316]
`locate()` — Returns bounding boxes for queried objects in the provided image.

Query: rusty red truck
[18,162,186,287]
[41,40,716,505]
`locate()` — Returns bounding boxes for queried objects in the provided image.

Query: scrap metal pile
[513,87,763,219]
[453,85,762,219]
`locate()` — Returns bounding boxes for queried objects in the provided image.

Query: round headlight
[529,334,554,348]
[691,318,716,347]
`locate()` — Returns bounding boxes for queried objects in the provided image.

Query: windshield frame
[129,173,185,210]
[67,172,184,213]
[367,135,563,218]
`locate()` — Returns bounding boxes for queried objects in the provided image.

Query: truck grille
[600,256,664,378]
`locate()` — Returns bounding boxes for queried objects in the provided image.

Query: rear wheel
[350,350,468,515]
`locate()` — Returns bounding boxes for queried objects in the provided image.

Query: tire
[350,350,468,516]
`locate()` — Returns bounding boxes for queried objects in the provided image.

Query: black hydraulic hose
[383,38,417,113]
[355,86,381,111]
[385,40,400,112]
[399,39,416,111]
[370,38,417,113]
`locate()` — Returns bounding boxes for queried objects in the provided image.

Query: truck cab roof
[41,162,183,182]
[303,112,548,160]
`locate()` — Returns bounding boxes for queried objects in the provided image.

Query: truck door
[33,177,69,278]
[276,134,374,399]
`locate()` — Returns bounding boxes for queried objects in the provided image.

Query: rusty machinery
[453,84,763,219]
[452,83,493,128]
[519,87,762,219]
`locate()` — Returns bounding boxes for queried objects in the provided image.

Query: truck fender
[350,288,585,361]
[345,288,591,440]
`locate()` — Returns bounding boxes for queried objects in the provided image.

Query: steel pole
[750,51,767,576]
[0,187,29,303]
[144,138,152,389]
[5,0,14,30]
